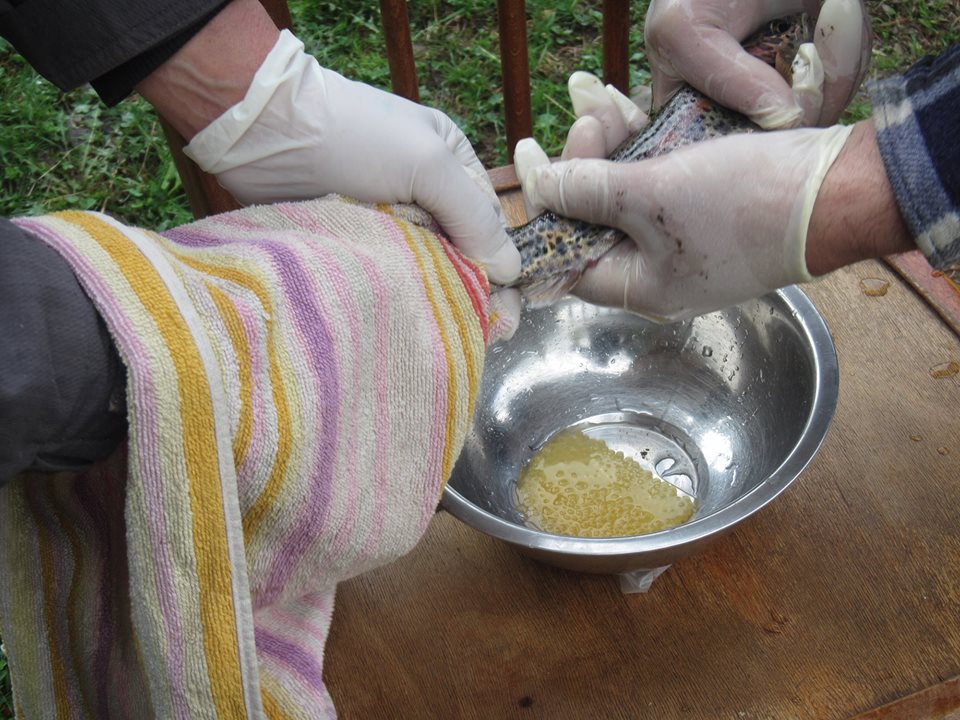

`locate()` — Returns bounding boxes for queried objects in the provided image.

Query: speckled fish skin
[505,18,807,307]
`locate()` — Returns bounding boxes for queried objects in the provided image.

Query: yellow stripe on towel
[59,212,247,718]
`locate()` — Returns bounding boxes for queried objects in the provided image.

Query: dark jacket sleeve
[870,43,960,270]
[0,218,126,483]
[0,0,229,105]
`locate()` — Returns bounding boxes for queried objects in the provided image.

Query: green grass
[291,0,649,164]
[0,648,9,719]
[2,1,956,231]
[0,1,956,713]
[0,42,193,230]
[843,0,960,121]
[1,1,956,228]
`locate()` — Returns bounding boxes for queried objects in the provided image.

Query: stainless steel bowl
[442,287,838,575]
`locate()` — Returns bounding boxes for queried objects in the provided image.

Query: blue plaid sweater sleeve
[870,43,960,270]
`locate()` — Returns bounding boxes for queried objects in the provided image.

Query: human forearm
[135,0,279,140]
[136,0,520,285]
[805,120,913,275]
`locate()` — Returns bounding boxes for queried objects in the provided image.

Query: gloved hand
[518,73,854,322]
[561,75,650,159]
[513,74,651,222]
[183,29,521,287]
[644,0,872,128]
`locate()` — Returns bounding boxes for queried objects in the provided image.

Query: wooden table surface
[324,185,960,720]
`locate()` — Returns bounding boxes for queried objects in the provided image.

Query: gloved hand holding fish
[508,0,881,324]
[645,0,872,129]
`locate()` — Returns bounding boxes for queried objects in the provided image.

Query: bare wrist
[135,0,280,140]
[805,120,913,275]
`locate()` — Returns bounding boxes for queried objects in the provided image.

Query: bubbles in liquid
[515,429,695,538]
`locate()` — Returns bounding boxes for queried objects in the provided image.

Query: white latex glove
[512,75,652,222]
[520,123,853,323]
[183,30,521,287]
[644,0,872,129]
[561,76,650,159]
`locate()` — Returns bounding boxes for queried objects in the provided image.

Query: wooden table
[324,185,960,720]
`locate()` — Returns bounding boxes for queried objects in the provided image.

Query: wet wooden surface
[886,251,960,340]
[324,188,960,719]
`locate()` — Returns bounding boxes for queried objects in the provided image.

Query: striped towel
[0,196,490,718]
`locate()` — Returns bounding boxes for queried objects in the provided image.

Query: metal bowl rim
[440,286,839,557]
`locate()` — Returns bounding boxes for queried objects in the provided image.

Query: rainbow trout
[504,17,811,306]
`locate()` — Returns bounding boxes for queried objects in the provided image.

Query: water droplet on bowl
[702,346,713,357]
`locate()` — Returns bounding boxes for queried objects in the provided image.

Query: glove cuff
[787,123,855,283]
[183,29,308,178]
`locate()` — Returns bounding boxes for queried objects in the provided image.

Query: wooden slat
[849,675,960,719]
[885,250,960,339]
[258,0,293,30]
[602,0,631,93]
[160,119,241,219]
[379,0,420,102]
[487,164,520,195]
[496,0,533,158]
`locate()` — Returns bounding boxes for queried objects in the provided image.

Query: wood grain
[324,191,960,719]
[603,0,631,93]
[885,250,960,340]
[379,0,420,103]
[849,675,960,719]
[496,0,533,158]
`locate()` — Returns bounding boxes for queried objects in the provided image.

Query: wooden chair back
[164,0,632,218]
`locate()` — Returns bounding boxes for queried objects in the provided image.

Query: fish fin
[520,271,583,308]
